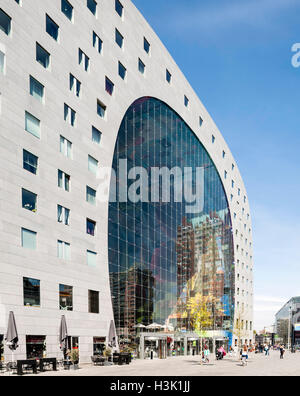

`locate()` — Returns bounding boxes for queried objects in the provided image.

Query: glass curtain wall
[108,97,235,348]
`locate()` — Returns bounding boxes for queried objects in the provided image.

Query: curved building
[0,0,253,362]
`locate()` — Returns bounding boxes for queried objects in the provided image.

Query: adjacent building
[275,297,300,347]
[0,0,253,362]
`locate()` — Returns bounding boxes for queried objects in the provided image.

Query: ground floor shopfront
[138,332,231,360]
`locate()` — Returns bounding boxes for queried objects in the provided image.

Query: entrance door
[26,335,46,359]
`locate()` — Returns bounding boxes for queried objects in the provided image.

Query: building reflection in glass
[108,97,235,346]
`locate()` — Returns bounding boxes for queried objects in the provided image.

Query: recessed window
[232,180,234,188]
[212,135,215,144]
[59,284,73,311]
[115,29,123,48]
[93,31,102,53]
[22,189,37,212]
[64,103,76,126]
[87,250,97,267]
[86,186,96,205]
[60,135,72,158]
[0,50,5,74]
[0,9,11,36]
[138,58,145,74]
[222,150,226,158]
[57,240,70,260]
[97,100,106,118]
[89,290,99,313]
[25,111,40,138]
[58,169,70,191]
[70,74,81,97]
[105,77,114,96]
[115,0,123,17]
[36,43,50,69]
[61,0,73,21]
[184,95,189,107]
[87,0,97,16]
[87,218,96,236]
[166,69,171,84]
[79,48,89,71]
[144,37,150,54]
[118,61,126,80]
[92,126,102,144]
[29,76,44,102]
[23,277,40,307]
[199,117,203,127]
[57,205,70,225]
[23,150,38,174]
[46,15,59,41]
[21,228,37,250]
[88,155,98,175]
[224,171,227,179]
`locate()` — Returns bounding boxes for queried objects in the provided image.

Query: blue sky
[132,0,300,330]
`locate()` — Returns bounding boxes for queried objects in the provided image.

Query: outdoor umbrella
[59,315,68,357]
[5,311,18,362]
[108,320,116,348]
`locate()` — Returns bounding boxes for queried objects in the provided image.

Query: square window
[166,69,171,83]
[92,126,102,144]
[86,186,96,205]
[23,277,40,307]
[87,219,96,236]
[79,48,89,71]
[46,15,59,41]
[89,290,99,313]
[87,0,97,15]
[64,103,76,126]
[36,43,50,69]
[144,37,150,54]
[138,58,145,74]
[60,135,72,158]
[115,29,123,48]
[93,31,102,53]
[97,100,106,118]
[23,150,38,174]
[22,189,37,212]
[87,250,97,267]
[88,155,98,174]
[61,0,73,21]
[58,169,70,191]
[70,74,81,97]
[30,76,44,102]
[57,240,70,260]
[115,0,123,17]
[105,77,114,96]
[59,284,73,311]
[0,50,5,74]
[21,228,37,250]
[57,205,70,225]
[0,9,11,36]
[118,61,126,80]
[25,111,40,138]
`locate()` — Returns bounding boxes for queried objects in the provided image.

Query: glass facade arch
[108,97,235,346]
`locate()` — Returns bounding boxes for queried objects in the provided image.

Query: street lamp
[288,306,292,351]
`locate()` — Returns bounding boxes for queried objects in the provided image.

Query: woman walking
[279,345,285,359]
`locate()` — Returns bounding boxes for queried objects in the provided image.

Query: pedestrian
[203,344,210,363]
[264,344,269,356]
[241,344,248,366]
[279,344,285,359]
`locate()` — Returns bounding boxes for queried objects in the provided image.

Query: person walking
[203,344,210,363]
[279,344,285,359]
[241,344,248,366]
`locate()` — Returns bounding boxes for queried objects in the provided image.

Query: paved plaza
[16,350,300,376]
